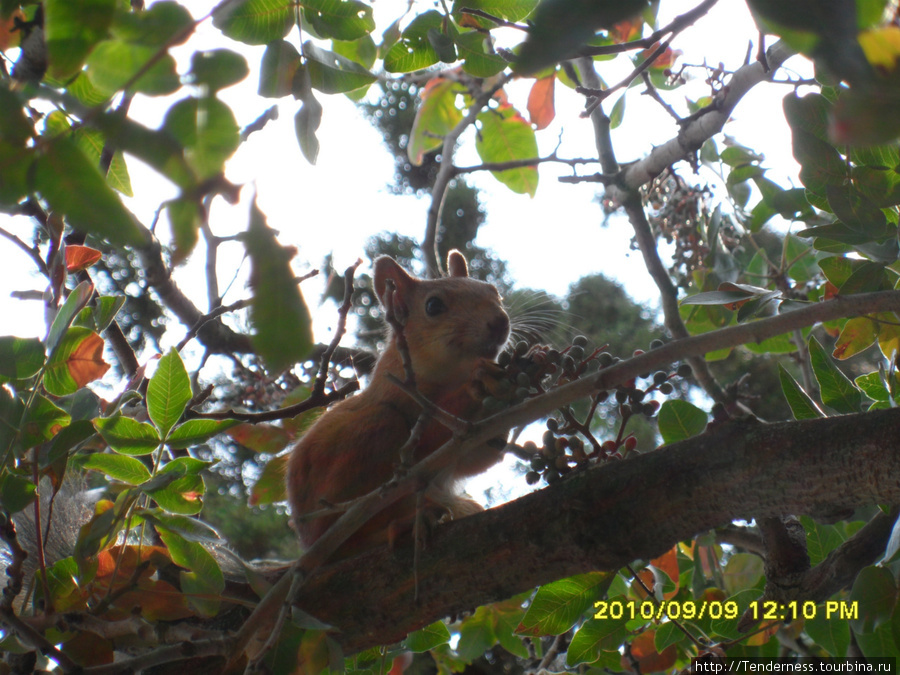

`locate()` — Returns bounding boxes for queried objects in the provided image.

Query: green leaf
[249,454,288,505]
[802,515,846,566]
[295,94,323,165]
[517,572,613,636]
[515,0,649,74]
[44,0,116,79]
[46,281,94,356]
[808,336,862,414]
[89,296,127,333]
[331,35,377,70]
[301,0,375,41]
[110,1,194,47]
[0,474,36,514]
[163,97,240,180]
[165,198,202,263]
[790,129,847,195]
[258,40,302,98]
[188,49,249,92]
[145,457,207,515]
[141,509,223,544]
[43,419,95,468]
[43,327,110,396]
[167,419,239,449]
[303,41,377,94]
[609,93,626,129]
[566,615,629,666]
[83,452,152,485]
[476,105,539,196]
[408,77,463,166]
[157,527,223,616]
[147,348,192,437]
[855,371,891,402]
[383,11,442,73]
[404,621,451,652]
[805,609,851,656]
[0,388,25,456]
[212,0,293,45]
[657,400,708,444]
[93,415,161,455]
[778,364,823,420]
[21,395,70,448]
[456,31,507,77]
[86,40,180,95]
[244,201,314,372]
[451,0,538,25]
[34,137,147,247]
[850,566,897,634]
[0,336,44,382]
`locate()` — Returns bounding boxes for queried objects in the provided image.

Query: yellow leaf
[859,26,900,70]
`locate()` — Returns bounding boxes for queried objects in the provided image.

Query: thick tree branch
[293,406,900,652]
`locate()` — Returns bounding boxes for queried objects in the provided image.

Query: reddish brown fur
[286,251,509,558]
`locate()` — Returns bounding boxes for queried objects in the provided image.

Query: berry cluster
[494,336,694,487]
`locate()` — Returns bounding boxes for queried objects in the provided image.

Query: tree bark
[293,406,900,652]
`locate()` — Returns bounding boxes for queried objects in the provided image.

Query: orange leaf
[611,18,642,43]
[65,245,103,273]
[0,10,23,51]
[527,74,556,130]
[650,546,680,600]
[624,630,678,672]
[67,331,110,387]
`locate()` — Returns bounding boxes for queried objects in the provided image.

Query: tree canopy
[3,0,900,673]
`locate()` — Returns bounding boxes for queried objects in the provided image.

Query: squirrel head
[373,251,510,388]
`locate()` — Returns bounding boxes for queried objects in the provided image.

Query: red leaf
[65,245,103,273]
[527,75,556,130]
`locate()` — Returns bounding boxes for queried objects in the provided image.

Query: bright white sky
[0,0,808,349]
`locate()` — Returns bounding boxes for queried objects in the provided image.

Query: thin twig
[314,260,362,397]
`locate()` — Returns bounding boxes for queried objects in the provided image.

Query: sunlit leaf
[83,452,152,485]
[517,572,613,636]
[527,74,556,130]
[188,49,249,92]
[476,104,539,196]
[212,0,293,45]
[44,327,109,396]
[65,245,103,273]
[44,0,115,79]
[94,415,160,455]
[303,40,377,94]
[147,349,192,438]
[456,30,507,77]
[86,40,180,96]
[301,0,375,41]
[408,77,463,166]
[383,10,442,73]
[167,418,239,449]
[34,137,147,247]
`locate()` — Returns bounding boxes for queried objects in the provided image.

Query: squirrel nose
[488,314,510,344]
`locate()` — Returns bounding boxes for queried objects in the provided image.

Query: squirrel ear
[447,250,469,278]
[373,256,415,320]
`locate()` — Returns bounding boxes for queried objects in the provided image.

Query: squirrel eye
[425,296,447,317]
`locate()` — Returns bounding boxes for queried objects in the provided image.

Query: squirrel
[287,250,511,559]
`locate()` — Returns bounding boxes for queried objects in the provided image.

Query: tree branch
[291,406,900,652]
